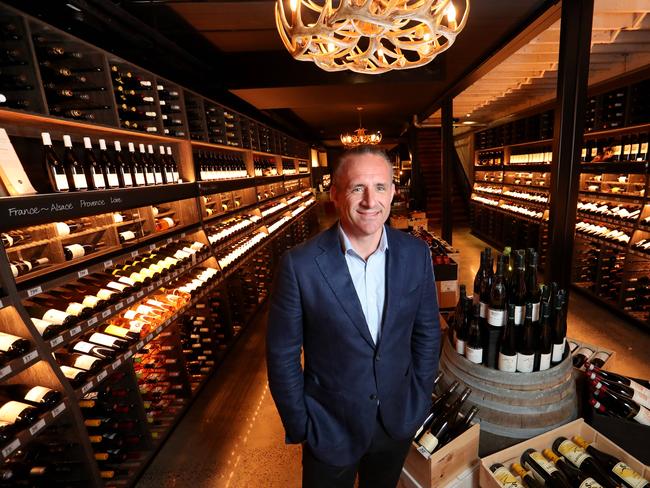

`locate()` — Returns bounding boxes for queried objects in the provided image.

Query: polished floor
[137,204,650,488]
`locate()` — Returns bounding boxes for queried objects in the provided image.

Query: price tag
[22,350,38,364]
[131,251,139,258]
[27,286,42,298]
[156,326,163,334]
[136,291,144,298]
[97,370,108,382]
[2,439,20,458]
[166,238,173,244]
[52,402,66,417]
[124,350,133,359]
[49,336,63,348]
[81,382,94,394]
[103,260,113,269]
[77,269,89,278]
[181,232,186,238]
[154,280,162,288]
[136,341,144,350]
[101,309,111,319]
[0,365,12,379]
[87,317,98,326]
[146,285,154,293]
[115,301,124,311]
[112,359,122,370]
[146,333,154,341]
[70,326,82,337]
[29,419,46,436]
[126,296,135,304]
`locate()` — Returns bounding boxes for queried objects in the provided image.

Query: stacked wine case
[0,3,317,487]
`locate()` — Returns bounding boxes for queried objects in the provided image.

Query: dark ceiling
[7,0,557,146]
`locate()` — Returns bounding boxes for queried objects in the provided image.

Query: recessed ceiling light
[462,120,477,125]
[66,3,82,11]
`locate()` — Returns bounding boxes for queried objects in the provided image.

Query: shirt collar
[338,222,388,258]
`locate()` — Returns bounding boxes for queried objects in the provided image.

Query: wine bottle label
[93,172,106,188]
[145,172,155,184]
[531,302,540,322]
[172,171,179,182]
[55,172,69,191]
[557,439,591,467]
[146,299,166,308]
[0,400,30,423]
[104,325,130,338]
[82,295,101,308]
[135,305,154,315]
[641,143,648,156]
[117,276,136,287]
[551,340,566,362]
[97,289,115,300]
[66,302,86,316]
[612,462,649,488]
[32,318,53,335]
[165,170,174,182]
[61,365,83,379]
[578,478,604,488]
[514,305,524,325]
[465,346,483,364]
[529,451,559,475]
[88,333,120,348]
[10,264,18,278]
[42,309,69,325]
[73,173,88,189]
[66,244,86,259]
[154,172,163,184]
[106,281,128,292]
[74,355,100,370]
[162,217,175,227]
[581,148,587,159]
[55,222,71,236]
[632,405,650,426]
[479,302,488,318]
[135,172,146,185]
[491,466,524,488]
[487,308,505,327]
[73,342,95,354]
[24,386,52,404]
[516,353,535,373]
[538,352,552,371]
[123,310,138,320]
[107,172,119,187]
[498,353,517,372]
[120,231,136,241]
[417,432,439,454]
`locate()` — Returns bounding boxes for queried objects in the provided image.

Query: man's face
[330,153,395,240]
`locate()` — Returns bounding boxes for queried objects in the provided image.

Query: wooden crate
[401,423,480,488]
[480,418,650,488]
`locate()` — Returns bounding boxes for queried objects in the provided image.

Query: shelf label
[96,370,108,382]
[2,439,20,458]
[115,301,124,311]
[181,232,186,238]
[87,317,98,326]
[146,333,154,341]
[149,244,156,251]
[0,299,3,308]
[29,418,46,436]
[131,251,139,258]
[22,350,38,364]
[154,280,162,288]
[146,285,154,293]
[112,359,122,370]
[126,296,135,304]
[103,260,113,269]
[49,336,64,348]
[81,382,94,394]
[136,341,145,350]
[27,286,42,298]
[156,326,164,334]
[52,402,66,417]
[136,291,144,298]
[101,309,112,319]
[77,269,89,278]
[70,326,82,337]
[124,350,133,359]
[0,365,11,379]
[166,238,173,244]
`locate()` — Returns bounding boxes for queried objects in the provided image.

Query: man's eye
[352,187,363,193]
[377,185,386,191]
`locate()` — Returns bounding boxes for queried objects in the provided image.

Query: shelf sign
[22,350,38,364]
[97,370,108,382]
[87,317,98,326]
[27,286,42,298]
[29,419,46,436]
[50,336,64,348]
[136,341,144,350]
[77,269,89,278]
[2,439,20,458]
[81,382,94,394]
[112,359,122,370]
[70,326,82,337]
[136,291,144,298]
[126,296,135,304]
[52,402,66,417]
[124,350,133,359]
[101,309,112,319]
[0,365,11,379]
[103,260,113,269]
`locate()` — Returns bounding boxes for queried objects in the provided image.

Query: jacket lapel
[380,227,408,344]
[315,224,376,349]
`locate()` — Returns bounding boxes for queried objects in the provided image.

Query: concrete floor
[137,207,650,488]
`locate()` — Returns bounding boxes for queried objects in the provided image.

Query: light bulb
[289,0,298,11]
[445,2,456,23]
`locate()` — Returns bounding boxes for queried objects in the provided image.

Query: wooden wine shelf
[0,348,41,383]
[577,213,639,229]
[580,161,648,174]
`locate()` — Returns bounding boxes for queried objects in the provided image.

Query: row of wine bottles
[196,150,248,181]
[451,247,568,373]
[490,434,649,488]
[581,134,649,163]
[38,131,180,194]
[410,228,455,265]
[0,384,63,441]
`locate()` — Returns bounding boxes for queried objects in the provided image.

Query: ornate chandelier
[275,0,469,75]
[340,107,382,147]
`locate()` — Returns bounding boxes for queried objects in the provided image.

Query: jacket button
[375,355,381,361]
[369,394,377,401]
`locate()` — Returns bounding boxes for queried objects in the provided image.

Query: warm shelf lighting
[275,0,470,75]
[340,107,382,147]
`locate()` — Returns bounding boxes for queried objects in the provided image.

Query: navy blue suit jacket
[266,223,440,466]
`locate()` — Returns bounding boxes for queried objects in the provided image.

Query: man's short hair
[332,146,393,189]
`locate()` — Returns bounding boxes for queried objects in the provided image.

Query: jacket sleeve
[411,241,441,396]
[266,251,309,444]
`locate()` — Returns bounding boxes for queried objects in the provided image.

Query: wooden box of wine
[401,423,480,488]
[479,418,650,488]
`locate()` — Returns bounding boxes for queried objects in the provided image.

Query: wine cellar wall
[0,3,317,487]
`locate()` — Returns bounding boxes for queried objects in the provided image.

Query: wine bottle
[592,375,650,410]
[551,289,567,366]
[0,385,62,413]
[511,462,545,488]
[63,241,103,260]
[440,405,478,446]
[71,340,117,360]
[127,142,146,186]
[465,303,483,364]
[573,346,595,369]
[99,324,138,343]
[572,435,650,488]
[586,366,650,401]
[552,437,620,488]
[592,383,650,425]
[24,302,77,328]
[417,388,471,454]
[0,397,39,427]
[9,257,49,278]
[97,139,122,189]
[29,294,92,319]
[41,132,69,192]
[480,250,494,323]
[526,251,540,322]
[60,282,119,305]
[473,251,485,306]
[78,275,132,298]
[0,331,31,359]
[55,351,103,373]
[487,256,507,329]
[62,135,88,191]
[148,144,164,184]
[588,351,610,369]
[31,317,64,339]
[167,146,180,182]
[60,365,89,387]
[498,304,518,372]
[87,332,129,350]
[511,251,527,327]
[455,294,470,355]
[139,143,155,185]
[113,141,133,187]
[82,137,106,190]
[489,463,526,488]
[537,301,553,371]
[542,448,606,488]
[517,303,536,373]
[521,448,572,488]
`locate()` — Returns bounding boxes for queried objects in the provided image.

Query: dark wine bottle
[127,142,146,186]
[82,137,106,190]
[498,304,518,372]
[526,251,540,322]
[521,448,572,488]
[148,144,165,184]
[113,141,133,187]
[517,303,536,373]
[473,251,485,306]
[55,351,103,373]
[60,365,89,387]
[0,331,31,359]
[573,435,650,488]
[30,317,64,339]
[24,302,77,328]
[489,463,526,488]
[455,296,471,356]
[41,132,69,192]
[586,366,650,402]
[0,397,39,428]
[592,375,650,410]
[542,449,606,488]
[487,257,507,329]
[63,241,104,261]
[552,437,620,488]
[71,340,117,360]
[465,303,484,364]
[139,143,156,185]
[511,462,545,488]
[0,385,61,412]
[537,301,553,371]
[573,346,595,369]
[551,289,567,366]
[592,383,650,425]
[99,139,123,189]
[62,135,88,191]
[511,251,527,327]
[479,250,494,324]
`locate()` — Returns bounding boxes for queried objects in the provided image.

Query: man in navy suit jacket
[267,146,440,487]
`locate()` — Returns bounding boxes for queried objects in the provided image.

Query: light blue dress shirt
[338,224,388,345]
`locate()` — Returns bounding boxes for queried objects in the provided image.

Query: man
[266,146,440,487]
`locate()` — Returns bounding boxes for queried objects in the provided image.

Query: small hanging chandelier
[340,107,382,147]
[275,0,469,75]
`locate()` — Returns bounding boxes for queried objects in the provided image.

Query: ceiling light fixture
[275,0,470,75]
[340,107,382,147]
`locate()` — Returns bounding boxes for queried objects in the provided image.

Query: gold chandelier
[340,107,382,147]
[275,0,469,75]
